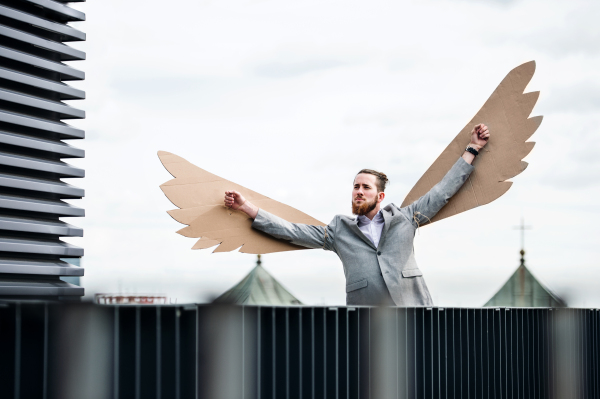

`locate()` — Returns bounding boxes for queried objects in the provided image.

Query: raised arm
[224,190,336,251]
[402,124,490,226]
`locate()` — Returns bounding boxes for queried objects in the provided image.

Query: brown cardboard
[400,61,542,224]
[158,151,325,254]
[159,61,542,253]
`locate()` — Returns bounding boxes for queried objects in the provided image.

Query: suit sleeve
[252,209,337,252]
[398,157,474,227]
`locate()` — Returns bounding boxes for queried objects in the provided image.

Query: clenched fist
[470,123,490,150]
[224,190,246,210]
[224,190,259,218]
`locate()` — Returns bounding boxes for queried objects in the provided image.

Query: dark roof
[213,256,302,305]
[484,251,565,307]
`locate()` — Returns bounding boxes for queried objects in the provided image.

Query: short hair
[356,169,389,193]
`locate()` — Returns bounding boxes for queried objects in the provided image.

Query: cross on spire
[513,217,532,266]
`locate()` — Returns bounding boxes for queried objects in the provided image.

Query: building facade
[0,0,85,299]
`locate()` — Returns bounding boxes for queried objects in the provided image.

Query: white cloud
[63,0,600,307]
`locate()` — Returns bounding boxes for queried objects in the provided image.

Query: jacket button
[377,251,381,255]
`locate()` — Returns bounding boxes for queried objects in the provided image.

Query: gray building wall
[0,0,86,299]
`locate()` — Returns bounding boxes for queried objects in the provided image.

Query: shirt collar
[357,209,384,225]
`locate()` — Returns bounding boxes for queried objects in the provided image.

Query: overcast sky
[62,0,600,306]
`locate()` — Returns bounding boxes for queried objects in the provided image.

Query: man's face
[352,173,383,216]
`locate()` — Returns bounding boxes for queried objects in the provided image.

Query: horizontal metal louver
[0,0,85,299]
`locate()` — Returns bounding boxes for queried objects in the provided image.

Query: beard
[352,196,378,216]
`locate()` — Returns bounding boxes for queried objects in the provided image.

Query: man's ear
[378,192,385,203]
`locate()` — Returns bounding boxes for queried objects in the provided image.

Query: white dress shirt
[357,210,385,248]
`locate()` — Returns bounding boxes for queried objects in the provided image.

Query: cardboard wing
[158,151,326,254]
[401,61,543,223]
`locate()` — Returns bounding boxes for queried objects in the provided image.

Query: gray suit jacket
[251,158,474,306]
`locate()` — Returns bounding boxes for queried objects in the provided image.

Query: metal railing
[0,302,598,398]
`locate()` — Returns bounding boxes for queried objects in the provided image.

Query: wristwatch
[465,145,479,156]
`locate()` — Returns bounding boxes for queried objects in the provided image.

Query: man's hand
[469,123,490,151]
[224,190,246,210]
[224,190,259,219]
[462,123,490,165]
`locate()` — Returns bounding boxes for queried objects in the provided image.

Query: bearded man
[224,124,490,306]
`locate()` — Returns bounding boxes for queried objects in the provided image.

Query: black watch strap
[465,146,479,156]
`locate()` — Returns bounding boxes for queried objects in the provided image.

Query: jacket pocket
[401,269,423,278]
[346,278,368,293]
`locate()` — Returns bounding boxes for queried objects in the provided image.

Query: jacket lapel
[378,209,392,249]
[348,219,377,249]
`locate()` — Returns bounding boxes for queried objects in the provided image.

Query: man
[224,124,490,306]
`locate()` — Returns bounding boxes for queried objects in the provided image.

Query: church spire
[484,217,565,307]
[514,217,531,266]
[519,249,525,267]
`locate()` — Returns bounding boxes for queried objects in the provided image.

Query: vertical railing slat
[135,307,141,399]
[43,303,48,399]
[175,308,181,399]
[14,303,21,399]
[156,307,161,399]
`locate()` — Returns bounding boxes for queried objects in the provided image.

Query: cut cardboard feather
[159,61,542,253]
[158,151,326,254]
[400,60,542,224]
